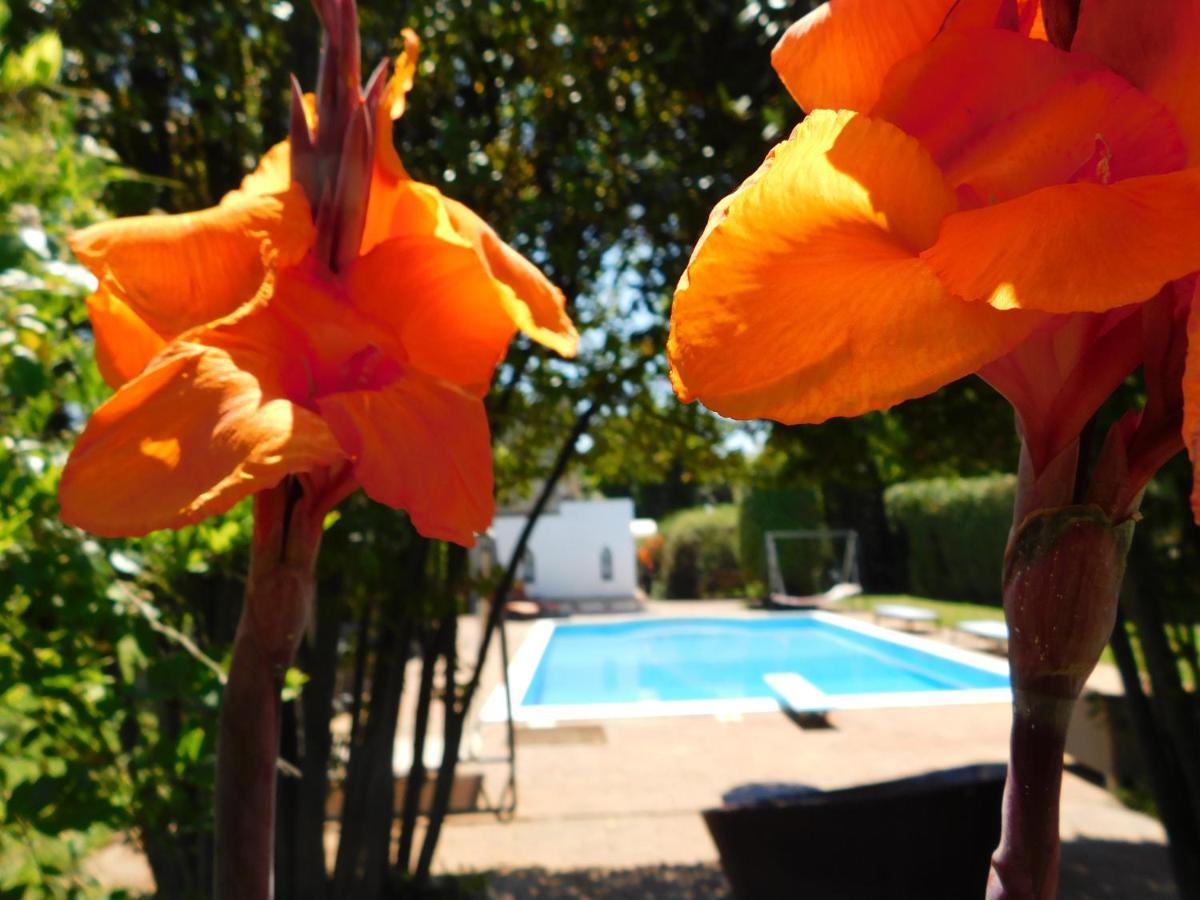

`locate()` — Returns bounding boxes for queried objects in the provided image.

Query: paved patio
[89,599,1178,897]
[437,600,1176,898]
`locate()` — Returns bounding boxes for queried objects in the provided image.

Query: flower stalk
[987,466,1137,898]
[214,482,326,900]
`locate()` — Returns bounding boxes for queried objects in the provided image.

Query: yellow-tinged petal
[372,31,424,192]
[442,197,579,357]
[669,109,1044,424]
[1073,0,1200,161]
[347,235,517,393]
[237,140,292,197]
[772,0,957,113]
[86,284,168,388]
[317,372,493,546]
[68,185,314,339]
[58,336,341,538]
[923,169,1200,313]
[387,29,420,121]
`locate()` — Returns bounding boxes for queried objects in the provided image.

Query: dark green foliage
[0,23,247,891]
[736,486,828,597]
[884,474,1016,605]
[1130,455,1200,630]
[656,505,742,599]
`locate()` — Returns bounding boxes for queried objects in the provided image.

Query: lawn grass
[850,594,1004,629]
[851,593,1126,667]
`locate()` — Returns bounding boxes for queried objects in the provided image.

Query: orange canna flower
[669,3,1200,897]
[669,0,1200,517]
[61,28,577,547]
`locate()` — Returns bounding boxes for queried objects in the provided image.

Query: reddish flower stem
[214,482,325,900]
[988,691,1073,899]
[986,491,1135,900]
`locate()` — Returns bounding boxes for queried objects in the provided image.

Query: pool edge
[480,611,1012,725]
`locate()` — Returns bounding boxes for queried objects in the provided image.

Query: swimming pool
[480,612,1010,723]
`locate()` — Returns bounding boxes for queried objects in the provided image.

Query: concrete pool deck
[88,599,1177,897]
[434,599,1175,897]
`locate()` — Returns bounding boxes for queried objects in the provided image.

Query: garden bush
[0,16,250,892]
[884,474,1016,605]
[737,486,830,597]
[656,505,743,599]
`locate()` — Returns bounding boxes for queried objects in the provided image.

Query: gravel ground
[486,864,732,899]
[480,845,1178,900]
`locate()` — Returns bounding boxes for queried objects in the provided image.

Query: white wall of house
[490,498,637,600]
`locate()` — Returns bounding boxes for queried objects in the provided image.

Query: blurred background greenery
[3,0,1200,896]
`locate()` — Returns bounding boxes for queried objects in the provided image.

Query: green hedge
[737,487,828,596]
[656,504,743,599]
[884,474,1016,605]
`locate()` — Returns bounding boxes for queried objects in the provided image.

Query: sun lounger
[768,581,862,610]
[872,602,938,630]
[958,619,1009,649]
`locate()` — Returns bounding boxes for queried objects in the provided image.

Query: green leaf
[175,727,205,766]
[115,634,143,685]
[7,31,63,87]
[281,666,308,702]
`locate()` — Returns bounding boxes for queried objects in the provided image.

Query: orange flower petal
[362,30,425,249]
[386,29,420,122]
[86,284,168,388]
[354,193,577,386]
[441,197,579,357]
[1073,0,1200,161]
[668,109,1044,424]
[262,261,409,397]
[1019,0,1048,38]
[940,67,1184,204]
[68,186,314,339]
[1184,289,1200,520]
[316,372,493,545]
[347,235,517,392]
[871,30,1085,167]
[235,94,319,197]
[940,0,1022,32]
[372,30,420,181]
[771,0,957,112]
[923,169,1200,313]
[360,174,455,255]
[237,140,292,197]
[59,335,341,538]
[873,29,1183,196]
[980,309,1143,470]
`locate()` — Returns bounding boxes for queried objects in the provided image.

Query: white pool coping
[480,610,1011,724]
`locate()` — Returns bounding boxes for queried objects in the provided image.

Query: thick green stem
[214,484,324,900]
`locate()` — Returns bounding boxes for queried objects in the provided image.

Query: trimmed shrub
[884,474,1015,605]
[737,487,829,597]
[656,504,743,599]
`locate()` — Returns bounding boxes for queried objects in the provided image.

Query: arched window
[600,546,613,581]
[520,549,536,583]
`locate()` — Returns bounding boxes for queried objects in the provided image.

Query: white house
[490,498,638,609]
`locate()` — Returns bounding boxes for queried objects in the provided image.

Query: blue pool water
[519,616,1009,707]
